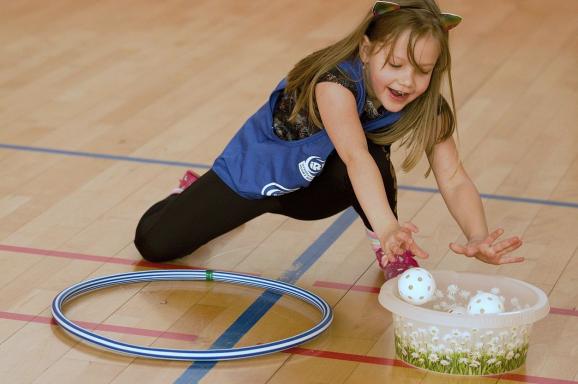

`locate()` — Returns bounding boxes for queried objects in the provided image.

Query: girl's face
[360,29,440,112]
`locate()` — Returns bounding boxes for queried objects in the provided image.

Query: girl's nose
[398,68,414,88]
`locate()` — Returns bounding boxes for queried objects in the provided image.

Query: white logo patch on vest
[261,182,299,197]
[298,156,325,182]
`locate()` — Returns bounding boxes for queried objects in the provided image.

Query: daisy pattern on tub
[392,316,532,375]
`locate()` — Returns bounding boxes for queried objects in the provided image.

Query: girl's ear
[359,35,371,63]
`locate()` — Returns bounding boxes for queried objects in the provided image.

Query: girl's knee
[134,211,174,262]
[134,226,179,262]
[134,235,171,263]
[134,228,204,263]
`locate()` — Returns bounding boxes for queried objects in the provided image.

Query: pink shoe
[378,250,419,280]
[179,170,200,189]
[172,170,200,194]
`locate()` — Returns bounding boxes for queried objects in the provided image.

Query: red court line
[1,243,575,318]
[287,347,410,367]
[313,280,380,293]
[0,311,197,341]
[1,310,577,383]
[0,243,575,317]
[0,244,201,270]
[549,307,578,317]
[0,243,259,275]
[313,281,578,318]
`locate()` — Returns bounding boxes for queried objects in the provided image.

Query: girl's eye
[389,62,402,68]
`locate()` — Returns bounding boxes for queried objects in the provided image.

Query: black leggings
[134,141,398,262]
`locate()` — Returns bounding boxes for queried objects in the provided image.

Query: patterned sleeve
[317,67,358,99]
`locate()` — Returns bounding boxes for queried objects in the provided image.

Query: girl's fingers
[401,222,419,233]
[487,228,505,243]
[449,242,467,254]
[395,231,413,244]
[381,225,428,261]
[493,237,522,253]
[410,242,429,259]
[479,243,496,258]
[395,231,427,258]
[447,231,524,265]
[495,242,523,258]
[466,245,480,258]
[495,244,523,258]
[384,240,402,257]
[377,252,387,268]
[398,226,413,235]
[386,251,397,263]
[392,244,404,255]
[497,255,525,264]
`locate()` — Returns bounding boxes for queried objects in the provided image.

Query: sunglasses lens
[373,1,401,16]
[371,2,463,31]
[440,13,463,30]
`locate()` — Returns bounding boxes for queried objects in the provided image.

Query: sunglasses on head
[372,1,462,31]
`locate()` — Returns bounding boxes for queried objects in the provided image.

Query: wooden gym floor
[0,0,577,383]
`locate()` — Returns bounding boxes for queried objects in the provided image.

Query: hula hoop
[51,270,333,361]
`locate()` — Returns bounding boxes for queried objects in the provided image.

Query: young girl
[134,0,524,279]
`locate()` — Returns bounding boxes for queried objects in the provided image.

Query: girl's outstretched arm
[316,82,428,262]
[428,135,524,265]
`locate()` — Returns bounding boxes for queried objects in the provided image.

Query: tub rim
[378,270,550,328]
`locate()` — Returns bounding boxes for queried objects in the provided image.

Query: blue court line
[2,142,575,382]
[0,143,210,169]
[398,185,578,209]
[2,142,576,209]
[174,208,358,384]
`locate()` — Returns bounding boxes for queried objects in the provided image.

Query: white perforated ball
[467,292,504,315]
[397,267,436,305]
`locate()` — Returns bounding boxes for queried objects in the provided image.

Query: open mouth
[389,87,408,98]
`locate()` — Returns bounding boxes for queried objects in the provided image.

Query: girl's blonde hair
[285,0,456,175]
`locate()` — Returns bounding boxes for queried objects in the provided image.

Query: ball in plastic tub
[467,291,504,315]
[379,270,549,376]
[397,267,436,305]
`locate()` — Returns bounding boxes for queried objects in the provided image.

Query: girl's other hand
[449,228,524,265]
[381,222,429,263]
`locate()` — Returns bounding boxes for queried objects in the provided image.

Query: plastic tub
[379,270,549,376]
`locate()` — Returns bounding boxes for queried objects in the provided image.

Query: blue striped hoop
[51,270,333,361]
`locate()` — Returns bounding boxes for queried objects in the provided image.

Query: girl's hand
[381,222,429,264]
[449,228,524,265]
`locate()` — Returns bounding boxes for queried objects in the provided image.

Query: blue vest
[212,58,402,199]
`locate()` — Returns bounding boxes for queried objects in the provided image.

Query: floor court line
[1,142,577,209]
[174,209,358,383]
[0,310,575,384]
[0,143,210,169]
[2,143,577,382]
[0,244,258,275]
[1,243,576,318]
[0,310,197,341]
